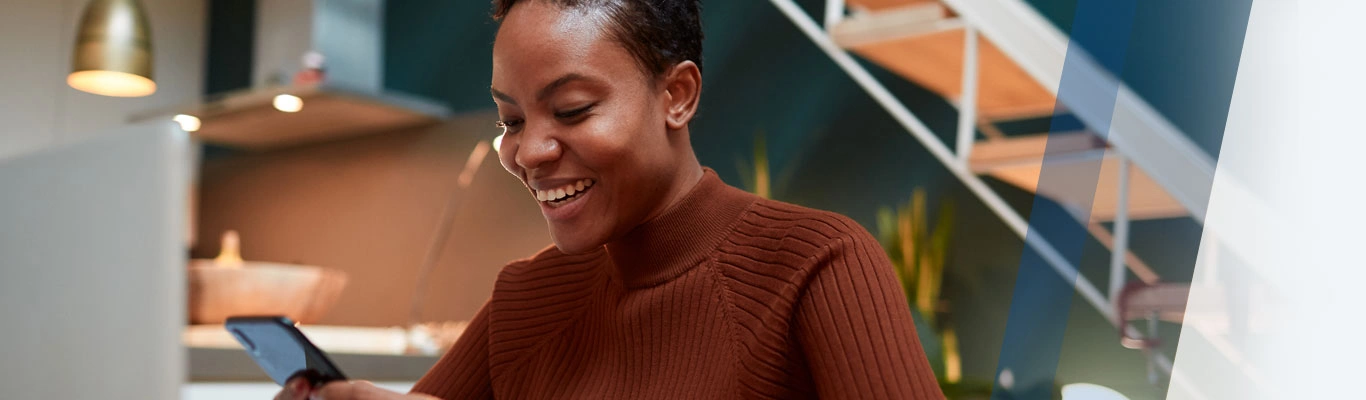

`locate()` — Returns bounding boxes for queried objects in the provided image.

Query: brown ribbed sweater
[412,170,943,399]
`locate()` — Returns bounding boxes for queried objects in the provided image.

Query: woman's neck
[639,152,704,227]
[603,167,754,288]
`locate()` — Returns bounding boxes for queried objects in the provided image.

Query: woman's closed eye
[495,118,524,134]
[495,103,593,133]
[554,103,596,121]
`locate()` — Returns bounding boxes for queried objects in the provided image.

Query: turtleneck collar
[604,168,757,289]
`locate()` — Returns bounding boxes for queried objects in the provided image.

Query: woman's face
[491,3,692,253]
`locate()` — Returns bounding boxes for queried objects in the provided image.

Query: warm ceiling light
[273,94,303,113]
[173,114,200,132]
[68,0,156,97]
[68,71,156,97]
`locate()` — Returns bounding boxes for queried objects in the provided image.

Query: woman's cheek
[577,120,632,163]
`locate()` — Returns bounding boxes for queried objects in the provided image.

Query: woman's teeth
[535,179,594,203]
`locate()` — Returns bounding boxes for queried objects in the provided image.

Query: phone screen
[225,316,348,386]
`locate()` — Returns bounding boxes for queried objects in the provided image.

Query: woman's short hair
[492,0,704,79]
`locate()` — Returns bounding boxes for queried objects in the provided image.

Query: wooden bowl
[187,260,348,324]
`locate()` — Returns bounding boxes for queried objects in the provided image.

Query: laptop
[0,122,193,399]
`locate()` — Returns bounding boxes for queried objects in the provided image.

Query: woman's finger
[274,377,312,400]
[309,380,381,400]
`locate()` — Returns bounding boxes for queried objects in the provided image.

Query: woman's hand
[274,377,440,400]
[273,377,314,400]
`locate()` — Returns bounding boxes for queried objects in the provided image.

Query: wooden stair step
[969,133,1188,222]
[846,0,941,12]
[834,2,1057,120]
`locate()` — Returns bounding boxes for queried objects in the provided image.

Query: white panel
[0,122,190,399]
[1171,0,1366,399]
[0,0,63,159]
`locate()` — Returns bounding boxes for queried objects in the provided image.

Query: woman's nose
[514,125,562,171]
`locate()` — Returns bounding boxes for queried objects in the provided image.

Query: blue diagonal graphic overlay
[991,0,1137,399]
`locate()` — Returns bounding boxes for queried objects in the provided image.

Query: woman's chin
[550,237,603,254]
[548,227,609,254]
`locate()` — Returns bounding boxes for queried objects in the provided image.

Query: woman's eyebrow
[537,73,598,102]
[491,87,517,106]
[490,73,600,106]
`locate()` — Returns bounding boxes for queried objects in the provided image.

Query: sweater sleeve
[410,302,494,399]
[794,233,944,399]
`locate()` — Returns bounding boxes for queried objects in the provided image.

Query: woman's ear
[662,61,702,130]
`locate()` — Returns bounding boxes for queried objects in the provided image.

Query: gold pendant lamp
[68,0,156,97]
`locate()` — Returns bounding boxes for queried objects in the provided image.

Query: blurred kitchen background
[0,0,1251,399]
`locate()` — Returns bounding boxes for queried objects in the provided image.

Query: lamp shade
[68,0,156,97]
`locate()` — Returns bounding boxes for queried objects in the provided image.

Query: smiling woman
[277,1,943,399]
[488,17,704,255]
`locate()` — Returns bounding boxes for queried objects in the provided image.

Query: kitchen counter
[188,347,439,382]
[184,382,416,399]
[185,324,456,382]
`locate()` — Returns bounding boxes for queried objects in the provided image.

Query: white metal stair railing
[765,0,1226,385]
[938,0,1216,225]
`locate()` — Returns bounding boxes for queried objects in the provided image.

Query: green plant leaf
[753,131,770,200]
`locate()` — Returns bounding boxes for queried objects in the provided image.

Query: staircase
[833,0,1202,224]
[769,0,1224,386]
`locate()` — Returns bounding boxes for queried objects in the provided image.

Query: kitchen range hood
[134,0,451,150]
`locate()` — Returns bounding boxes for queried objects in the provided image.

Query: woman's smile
[531,178,594,205]
[528,177,597,221]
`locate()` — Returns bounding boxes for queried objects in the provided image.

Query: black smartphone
[224,316,348,387]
